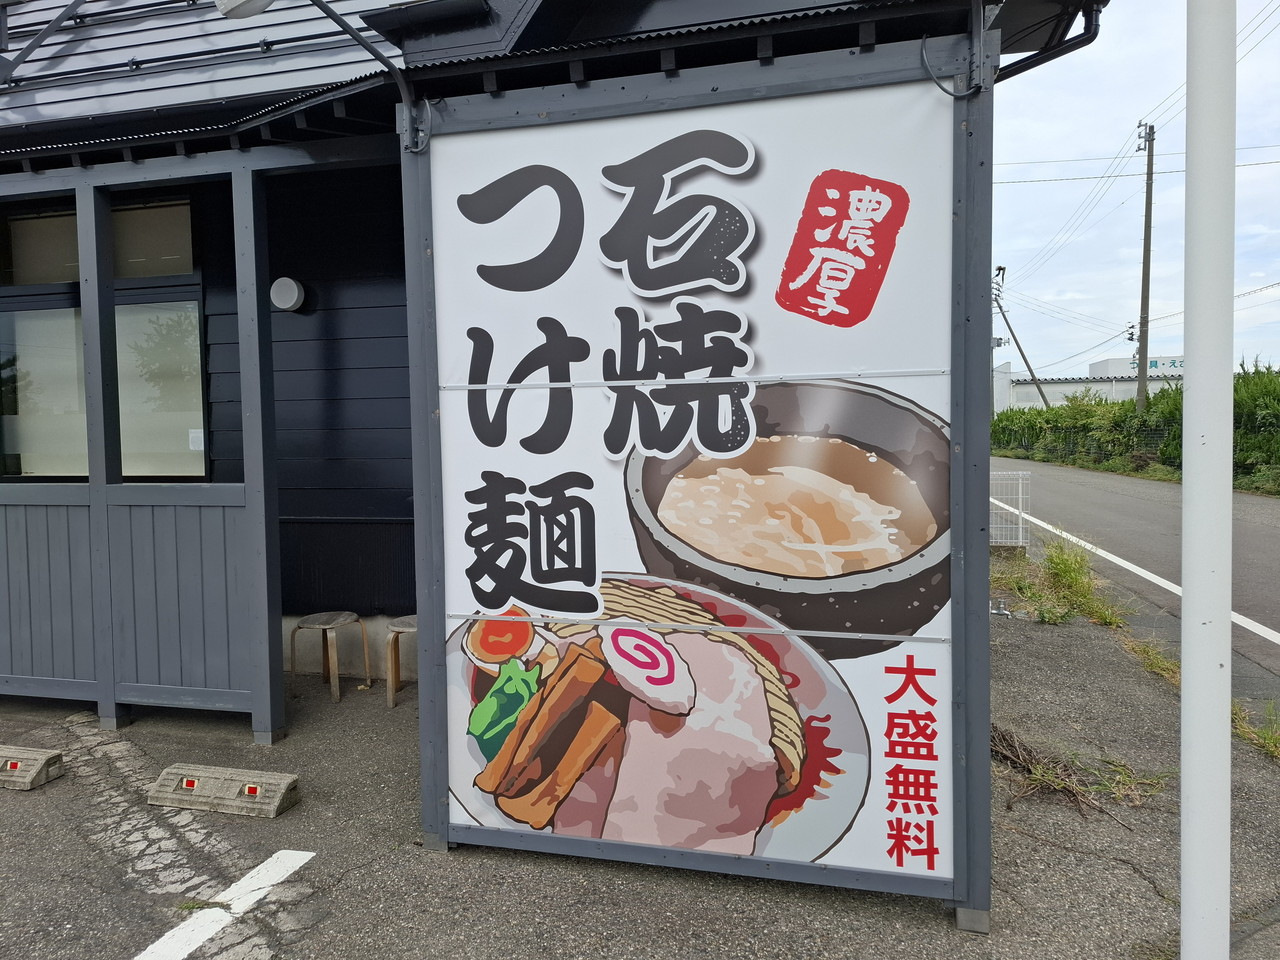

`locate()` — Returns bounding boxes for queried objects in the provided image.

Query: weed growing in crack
[1231,701,1280,762]
[1082,756,1174,807]
[991,540,1127,626]
[1122,636,1182,687]
[1121,637,1280,763]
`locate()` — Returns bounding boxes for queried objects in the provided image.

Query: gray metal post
[77,184,126,729]
[400,101,449,848]
[952,43,995,936]
[231,168,285,744]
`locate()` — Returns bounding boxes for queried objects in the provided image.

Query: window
[1,202,194,285]
[113,203,194,279]
[1,198,206,480]
[0,309,87,477]
[116,301,204,477]
[2,214,79,285]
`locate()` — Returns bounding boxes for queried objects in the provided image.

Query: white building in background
[1088,356,1186,377]
[993,358,1184,412]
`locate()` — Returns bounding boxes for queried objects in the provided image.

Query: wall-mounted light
[270,277,306,312]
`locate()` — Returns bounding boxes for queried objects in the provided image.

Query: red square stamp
[775,171,910,328]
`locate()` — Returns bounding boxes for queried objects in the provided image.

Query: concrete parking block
[0,746,64,790]
[147,763,299,818]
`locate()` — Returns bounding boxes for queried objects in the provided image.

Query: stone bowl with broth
[624,381,950,660]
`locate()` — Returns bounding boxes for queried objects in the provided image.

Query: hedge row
[990,362,1280,496]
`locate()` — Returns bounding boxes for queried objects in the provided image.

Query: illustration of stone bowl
[624,380,950,660]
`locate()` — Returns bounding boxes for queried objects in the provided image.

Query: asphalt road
[990,456,1280,695]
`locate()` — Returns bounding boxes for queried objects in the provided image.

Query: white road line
[133,850,315,960]
[134,909,236,960]
[990,498,1280,648]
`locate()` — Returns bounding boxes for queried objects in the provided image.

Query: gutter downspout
[994,1,1103,83]
[304,0,428,152]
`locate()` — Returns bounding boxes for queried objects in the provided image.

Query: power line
[1139,0,1280,131]
[1148,282,1280,328]
[1008,135,1137,283]
[995,158,1280,184]
[1237,281,1280,298]
[1238,0,1280,55]
[1234,296,1280,314]
[995,143,1280,166]
[1015,295,1280,376]
[997,189,1143,269]
[1003,287,1121,326]
[1007,3,1280,283]
[999,289,1125,334]
[1005,286,1280,372]
[1020,330,1131,374]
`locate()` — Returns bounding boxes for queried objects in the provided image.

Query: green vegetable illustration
[467,658,541,761]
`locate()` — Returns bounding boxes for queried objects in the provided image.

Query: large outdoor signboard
[428,77,974,895]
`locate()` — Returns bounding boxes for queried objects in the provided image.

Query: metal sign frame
[404,32,993,924]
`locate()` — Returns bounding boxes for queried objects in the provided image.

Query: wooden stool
[385,615,417,707]
[290,611,370,703]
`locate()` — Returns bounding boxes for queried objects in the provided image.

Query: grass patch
[990,447,1031,460]
[177,899,227,911]
[1141,463,1182,482]
[990,540,1127,626]
[1232,701,1280,762]
[1235,464,1280,496]
[1121,636,1182,687]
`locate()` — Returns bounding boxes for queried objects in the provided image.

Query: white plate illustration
[447,574,870,864]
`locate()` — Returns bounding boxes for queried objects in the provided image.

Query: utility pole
[992,267,1051,409]
[1136,122,1155,411]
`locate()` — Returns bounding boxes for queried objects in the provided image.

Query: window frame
[0,197,210,484]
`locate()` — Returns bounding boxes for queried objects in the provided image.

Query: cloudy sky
[990,0,1279,379]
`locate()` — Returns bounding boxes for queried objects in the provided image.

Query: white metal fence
[989,471,1031,547]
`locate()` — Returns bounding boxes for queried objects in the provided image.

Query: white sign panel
[433,83,956,881]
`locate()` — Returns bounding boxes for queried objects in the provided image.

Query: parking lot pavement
[4,600,1280,959]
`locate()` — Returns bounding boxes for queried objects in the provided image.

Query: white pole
[1181,0,1236,956]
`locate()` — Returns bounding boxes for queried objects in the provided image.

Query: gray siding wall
[1,499,254,692]
[1,503,95,680]
[106,502,251,691]
[2,0,399,128]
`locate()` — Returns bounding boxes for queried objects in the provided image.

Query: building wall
[1006,375,1181,409]
[200,166,414,615]
[1088,355,1185,378]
